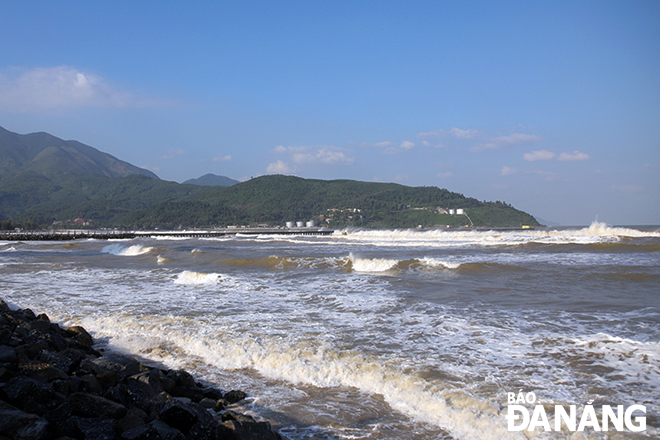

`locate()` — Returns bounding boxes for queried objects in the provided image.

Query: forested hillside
[119,175,539,229]
[0,127,538,229]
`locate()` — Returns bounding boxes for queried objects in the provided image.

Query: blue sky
[1,1,658,225]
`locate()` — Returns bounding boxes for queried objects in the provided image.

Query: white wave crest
[419,257,461,269]
[350,253,399,272]
[101,243,155,256]
[174,270,222,285]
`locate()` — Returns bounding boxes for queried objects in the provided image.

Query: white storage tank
[449,209,456,215]
[296,221,305,227]
[456,208,464,215]
[286,221,295,228]
[306,220,316,227]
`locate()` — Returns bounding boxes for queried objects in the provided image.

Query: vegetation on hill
[117,175,539,229]
[0,126,158,181]
[183,173,239,186]
[0,126,539,230]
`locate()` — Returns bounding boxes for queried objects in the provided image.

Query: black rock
[157,400,198,433]
[70,416,117,440]
[223,391,247,404]
[2,375,53,408]
[0,407,48,440]
[220,419,283,440]
[69,392,128,419]
[0,346,17,364]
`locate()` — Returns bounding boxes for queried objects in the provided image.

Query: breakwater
[0,228,334,241]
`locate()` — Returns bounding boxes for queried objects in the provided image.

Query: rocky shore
[0,300,283,440]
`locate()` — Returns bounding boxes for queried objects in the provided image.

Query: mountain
[0,126,158,181]
[0,126,539,229]
[183,173,239,186]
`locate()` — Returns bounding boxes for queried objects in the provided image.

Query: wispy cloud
[437,171,453,178]
[400,141,415,150]
[524,150,556,161]
[558,150,590,161]
[212,155,232,162]
[501,166,518,176]
[474,133,539,151]
[159,148,186,160]
[417,127,478,139]
[501,165,558,181]
[360,141,394,148]
[274,145,355,166]
[266,160,295,174]
[522,149,591,162]
[0,66,164,112]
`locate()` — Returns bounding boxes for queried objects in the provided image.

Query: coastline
[0,299,282,440]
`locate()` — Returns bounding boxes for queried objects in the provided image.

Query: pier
[0,228,335,241]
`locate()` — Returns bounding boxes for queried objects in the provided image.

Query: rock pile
[0,300,283,440]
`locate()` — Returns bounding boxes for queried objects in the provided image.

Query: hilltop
[183,173,239,186]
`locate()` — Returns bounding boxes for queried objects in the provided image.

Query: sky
[0,1,658,225]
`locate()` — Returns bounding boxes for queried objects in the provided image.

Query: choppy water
[1,222,658,439]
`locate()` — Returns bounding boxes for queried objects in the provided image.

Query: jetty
[0,228,335,241]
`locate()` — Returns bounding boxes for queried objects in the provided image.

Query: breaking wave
[173,270,223,285]
[101,243,156,256]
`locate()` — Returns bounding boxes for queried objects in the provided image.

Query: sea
[0,222,658,439]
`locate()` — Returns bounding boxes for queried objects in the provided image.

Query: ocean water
[0,222,658,439]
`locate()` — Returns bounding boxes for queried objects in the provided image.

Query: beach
[1,223,658,439]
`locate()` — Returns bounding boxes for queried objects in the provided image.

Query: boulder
[69,392,128,419]
[0,407,48,440]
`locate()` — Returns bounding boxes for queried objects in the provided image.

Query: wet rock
[150,420,186,440]
[0,406,48,440]
[67,326,94,348]
[69,392,128,419]
[220,419,283,440]
[0,345,17,364]
[71,416,117,440]
[157,400,198,433]
[117,408,148,434]
[223,390,247,404]
[2,375,53,408]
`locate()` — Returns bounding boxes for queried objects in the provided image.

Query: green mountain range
[0,126,539,229]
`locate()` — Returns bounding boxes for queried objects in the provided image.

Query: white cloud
[437,172,453,178]
[449,127,478,139]
[501,166,518,175]
[417,128,478,139]
[400,141,415,150]
[394,173,409,182]
[267,160,295,174]
[274,145,354,167]
[159,148,186,160]
[360,141,395,148]
[558,151,590,161]
[0,66,161,112]
[476,133,540,151]
[384,147,399,155]
[524,149,556,161]
[212,155,232,162]
[292,148,354,165]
